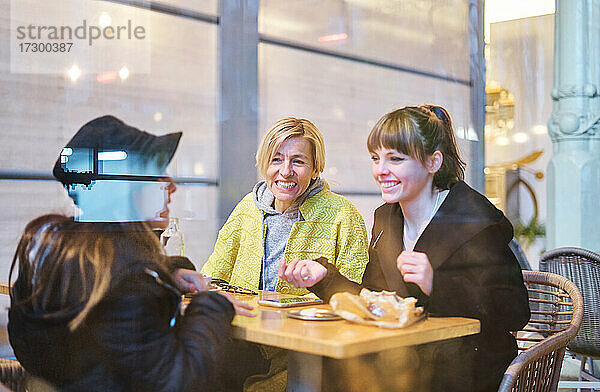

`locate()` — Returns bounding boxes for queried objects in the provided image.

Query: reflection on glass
[259,0,470,79]
[259,43,472,197]
[58,147,170,223]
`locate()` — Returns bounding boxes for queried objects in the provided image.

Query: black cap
[53,115,182,185]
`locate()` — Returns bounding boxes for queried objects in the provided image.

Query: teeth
[380,181,398,188]
[277,181,296,189]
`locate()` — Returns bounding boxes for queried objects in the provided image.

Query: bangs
[367,111,426,162]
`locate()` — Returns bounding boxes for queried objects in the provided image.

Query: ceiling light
[119,67,129,80]
[194,162,205,175]
[96,71,117,83]
[68,65,81,81]
[318,33,348,43]
[512,132,529,143]
[99,12,111,28]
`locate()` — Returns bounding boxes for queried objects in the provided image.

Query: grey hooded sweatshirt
[252,178,325,291]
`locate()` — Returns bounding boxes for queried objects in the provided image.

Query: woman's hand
[278,258,328,288]
[173,270,255,317]
[396,251,433,295]
[218,291,256,317]
[172,269,210,293]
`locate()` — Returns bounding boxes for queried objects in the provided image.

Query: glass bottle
[160,217,185,256]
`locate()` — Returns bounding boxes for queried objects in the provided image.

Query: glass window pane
[485,14,554,258]
[1,2,220,286]
[160,0,219,16]
[259,43,473,205]
[0,181,74,280]
[259,0,470,81]
[1,3,217,179]
[168,184,218,269]
[0,181,218,279]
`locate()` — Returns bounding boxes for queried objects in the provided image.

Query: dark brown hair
[367,105,466,189]
[9,214,164,330]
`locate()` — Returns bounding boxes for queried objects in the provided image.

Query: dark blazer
[311,181,530,392]
[9,229,235,392]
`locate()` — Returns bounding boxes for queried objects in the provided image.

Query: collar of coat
[242,182,333,224]
[373,180,513,293]
[297,181,331,218]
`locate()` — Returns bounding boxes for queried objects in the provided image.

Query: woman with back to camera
[202,117,369,391]
[280,105,530,391]
[8,116,253,392]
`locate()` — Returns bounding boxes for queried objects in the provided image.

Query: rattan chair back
[540,247,600,357]
[498,271,584,392]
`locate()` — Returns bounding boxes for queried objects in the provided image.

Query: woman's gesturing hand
[173,269,210,293]
[278,258,327,288]
[218,291,256,317]
[396,251,433,295]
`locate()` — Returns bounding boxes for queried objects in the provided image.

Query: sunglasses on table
[210,278,258,295]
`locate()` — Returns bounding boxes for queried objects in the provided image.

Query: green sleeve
[333,202,370,284]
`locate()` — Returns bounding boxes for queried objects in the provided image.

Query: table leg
[287,351,323,392]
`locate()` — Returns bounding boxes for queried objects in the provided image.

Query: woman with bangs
[280,105,530,392]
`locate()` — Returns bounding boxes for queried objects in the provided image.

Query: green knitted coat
[201,182,369,295]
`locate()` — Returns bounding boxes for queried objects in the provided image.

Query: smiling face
[266,137,316,212]
[151,177,177,230]
[371,147,434,205]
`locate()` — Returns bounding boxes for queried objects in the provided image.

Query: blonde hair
[367,105,466,189]
[256,117,326,178]
[9,215,164,331]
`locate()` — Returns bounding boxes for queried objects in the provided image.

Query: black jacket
[310,181,530,391]
[8,233,235,392]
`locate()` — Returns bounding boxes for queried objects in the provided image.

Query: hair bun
[421,104,449,123]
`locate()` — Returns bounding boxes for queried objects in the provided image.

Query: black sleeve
[360,206,390,292]
[429,224,530,334]
[163,255,196,274]
[93,282,235,392]
[308,257,362,301]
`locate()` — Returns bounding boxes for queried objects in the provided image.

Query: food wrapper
[330,288,425,329]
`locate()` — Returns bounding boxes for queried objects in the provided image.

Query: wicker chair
[498,270,584,392]
[540,247,600,390]
[0,359,26,392]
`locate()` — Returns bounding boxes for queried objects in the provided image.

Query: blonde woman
[8,116,252,392]
[202,117,368,296]
[202,117,369,391]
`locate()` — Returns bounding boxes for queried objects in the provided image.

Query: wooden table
[230,293,480,392]
[0,283,480,391]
